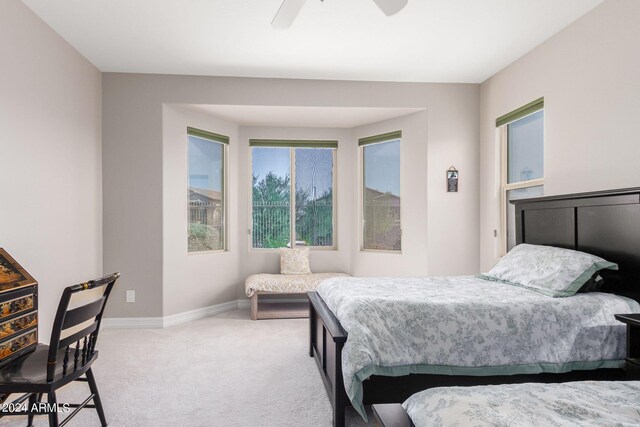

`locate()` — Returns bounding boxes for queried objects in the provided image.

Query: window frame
[249,140,338,251]
[358,131,403,253]
[497,100,544,256]
[187,127,229,254]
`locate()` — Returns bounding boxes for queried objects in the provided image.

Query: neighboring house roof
[189,188,222,202]
[364,187,400,202]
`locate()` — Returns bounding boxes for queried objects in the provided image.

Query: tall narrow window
[360,131,402,252]
[187,127,228,252]
[497,99,544,253]
[251,140,337,249]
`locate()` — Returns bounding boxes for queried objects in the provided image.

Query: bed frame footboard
[308,291,349,427]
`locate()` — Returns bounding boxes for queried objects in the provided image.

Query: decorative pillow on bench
[280,247,311,275]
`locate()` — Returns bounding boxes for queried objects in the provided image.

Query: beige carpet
[4,309,379,426]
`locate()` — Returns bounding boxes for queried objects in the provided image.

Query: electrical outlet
[126,290,135,303]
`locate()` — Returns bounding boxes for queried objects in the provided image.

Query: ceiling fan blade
[271,0,307,29]
[372,0,408,16]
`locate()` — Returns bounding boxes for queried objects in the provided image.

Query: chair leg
[27,393,37,427]
[47,392,59,427]
[86,368,108,427]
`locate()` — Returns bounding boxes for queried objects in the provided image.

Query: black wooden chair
[0,272,119,427]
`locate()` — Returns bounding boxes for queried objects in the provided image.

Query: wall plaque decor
[447,166,459,192]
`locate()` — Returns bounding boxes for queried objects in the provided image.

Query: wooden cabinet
[0,249,38,367]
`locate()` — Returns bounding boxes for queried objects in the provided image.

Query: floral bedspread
[316,276,639,419]
[403,381,640,426]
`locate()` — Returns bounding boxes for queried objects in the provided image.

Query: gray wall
[103,75,480,318]
[350,110,479,277]
[479,0,640,270]
[162,105,240,316]
[0,0,102,338]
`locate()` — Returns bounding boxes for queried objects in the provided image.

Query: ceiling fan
[272,0,408,29]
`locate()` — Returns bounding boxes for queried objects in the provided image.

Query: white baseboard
[102,316,164,329]
[237,299,251,309]
[103,299,250,329]
[102,297,310,329]
[163,299,241,328]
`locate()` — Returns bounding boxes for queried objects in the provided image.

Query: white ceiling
[182,105,425,128]
[22,0,603,83]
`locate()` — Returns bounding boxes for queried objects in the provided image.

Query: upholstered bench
[245,272,348,320]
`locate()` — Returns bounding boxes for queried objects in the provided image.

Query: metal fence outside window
[252,201,333,248]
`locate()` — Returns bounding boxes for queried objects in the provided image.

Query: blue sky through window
[364,139,400,196]
[188,135,223,192]
[507,110,543,184]
[252,147,290,183]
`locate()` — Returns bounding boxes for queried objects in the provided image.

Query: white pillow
[280,247,311,275]
[482,244,617,297]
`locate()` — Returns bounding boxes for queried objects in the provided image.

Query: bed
[308,187,640,426]
[372,381,640,426]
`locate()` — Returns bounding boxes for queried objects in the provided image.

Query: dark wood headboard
[511,187,640,298]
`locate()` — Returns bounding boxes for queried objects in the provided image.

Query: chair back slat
[73,343,80,371]
[62,297,106,329]
[47,272,119,381]
[58,323,98,351]
[63,346,70,375]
